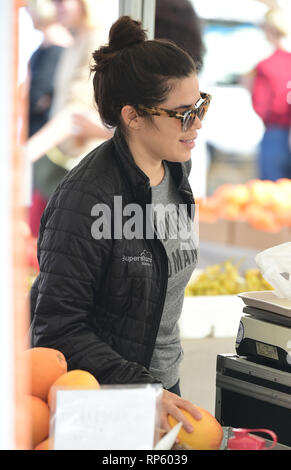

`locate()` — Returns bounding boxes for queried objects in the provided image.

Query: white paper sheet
[52,385,159,450]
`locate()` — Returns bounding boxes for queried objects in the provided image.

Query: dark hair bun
[92,16,147,72]
[109,15,147,50]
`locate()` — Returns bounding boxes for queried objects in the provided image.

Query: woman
[26,0,72,236]
[30,16,211,434]
[47,0,111,162]
[251,8,291,180]
[155,0,205,69]
[27,0,72,137]
[26,0,111,235]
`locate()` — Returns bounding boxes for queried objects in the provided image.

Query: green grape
[185,260,275,297]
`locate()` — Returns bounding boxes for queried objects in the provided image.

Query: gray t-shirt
[149,162,198,389]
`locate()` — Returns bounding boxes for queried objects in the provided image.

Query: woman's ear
[120,105,142,130]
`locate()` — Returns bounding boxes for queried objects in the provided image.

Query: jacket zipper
[144,233,168,369]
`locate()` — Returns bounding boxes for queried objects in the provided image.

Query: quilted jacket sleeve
[30,184,161,386]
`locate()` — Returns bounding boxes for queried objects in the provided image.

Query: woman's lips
[179,138,196,149]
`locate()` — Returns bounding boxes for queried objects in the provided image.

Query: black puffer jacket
[30,129,195,385]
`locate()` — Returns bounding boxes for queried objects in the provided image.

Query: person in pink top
[251,8,291,180]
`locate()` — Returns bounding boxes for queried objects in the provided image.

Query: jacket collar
[112,127,193,206]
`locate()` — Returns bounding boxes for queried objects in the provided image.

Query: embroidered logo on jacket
[122,250,152,267]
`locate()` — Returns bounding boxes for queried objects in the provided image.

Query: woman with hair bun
[30,15,211,435]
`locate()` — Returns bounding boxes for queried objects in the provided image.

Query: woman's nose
[193,116,202,130]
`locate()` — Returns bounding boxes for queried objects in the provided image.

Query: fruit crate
[232,221,291,250]
[199,220,291,251]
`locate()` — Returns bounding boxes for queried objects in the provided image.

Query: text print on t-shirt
[152,203,198,278]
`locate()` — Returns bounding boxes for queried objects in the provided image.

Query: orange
[216,184,250,208]
[197,196,219,223]
[244,204,281,232]
[230,184,250,207]
[168,406,223,450]
[25,395,50,449]
[220,202,241,221]
[22,347,67,401]
[248,180,275,207]
[48,369,100,412]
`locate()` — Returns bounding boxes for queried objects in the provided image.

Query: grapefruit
[22,347,67,401]
[48,369,100,412]
[25,395,50,449]
[168,406,223,450]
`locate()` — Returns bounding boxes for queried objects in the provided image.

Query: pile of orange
[22,348,223,451]
[197,179,291,232]
[22,347,100,450]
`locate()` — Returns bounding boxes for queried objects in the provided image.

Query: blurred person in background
[155,0,208,198]
[155,0,205,69]
[251,8,291,180]
[26,0,112,236]
[27,0,72,137]
[26,0,72,236]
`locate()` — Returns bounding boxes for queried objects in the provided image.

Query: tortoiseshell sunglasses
[135,92,211,132]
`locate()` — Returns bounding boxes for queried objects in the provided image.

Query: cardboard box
[199,219,291,250]
[199,219,234,245]
[232,221,291,250]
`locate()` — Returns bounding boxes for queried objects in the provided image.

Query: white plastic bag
[255,242,291,299]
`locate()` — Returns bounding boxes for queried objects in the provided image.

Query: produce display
[21,347,100,450]
[185,261,273,296]
[197,179,291,232]
[168,406,223,450]
[22,346,224,450]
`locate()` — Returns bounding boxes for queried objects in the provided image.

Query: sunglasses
[135,92,211,132]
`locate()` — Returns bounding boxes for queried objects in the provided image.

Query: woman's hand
[160,389,202,435]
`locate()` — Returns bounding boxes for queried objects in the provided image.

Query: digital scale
[235,291,291,370]
[215,290,291,448]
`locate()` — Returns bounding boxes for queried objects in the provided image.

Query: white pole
[142,0,156,39]
[119,0,156,38]
[0,0,14,450]
[119,0,143,21]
